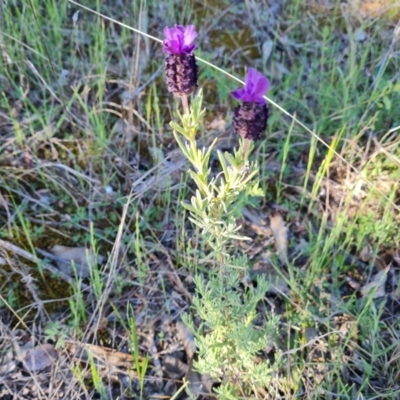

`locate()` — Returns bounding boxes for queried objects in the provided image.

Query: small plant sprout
[127,304,149,399]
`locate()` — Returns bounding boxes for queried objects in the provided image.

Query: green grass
[1,0,400,398]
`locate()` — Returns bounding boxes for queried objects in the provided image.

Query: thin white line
[68,0,163,43]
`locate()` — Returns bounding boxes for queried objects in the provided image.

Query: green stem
[241,138,250,162]
[181,95,189,115]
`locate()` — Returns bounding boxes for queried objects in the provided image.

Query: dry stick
[0,239,89,289]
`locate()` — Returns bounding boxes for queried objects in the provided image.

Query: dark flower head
[163,25,198,97]
[231,68,270,141]
[231,68,269,104]
[232,102,269,141]
[163,25,197,55]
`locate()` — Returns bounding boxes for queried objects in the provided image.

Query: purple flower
[163,25,198,97]
[231,68,270,104]
[163,25,197,55]
[231,68,270,141]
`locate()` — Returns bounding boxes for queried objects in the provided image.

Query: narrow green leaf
[217,150,229,180]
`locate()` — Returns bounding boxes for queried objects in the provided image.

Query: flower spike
[231,68,270,141]
[163,25,198,97]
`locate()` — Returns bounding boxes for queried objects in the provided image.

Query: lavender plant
[163,25,280,398]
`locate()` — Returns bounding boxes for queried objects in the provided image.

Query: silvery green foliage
[171,90,280,397]
[170,91,263,256]
[183,267,280,398]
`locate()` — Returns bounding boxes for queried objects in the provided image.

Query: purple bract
[163,25,197,55]
[231,68,270,104]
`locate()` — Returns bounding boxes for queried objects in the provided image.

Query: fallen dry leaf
[186,369,214,398]
[162,355,188,379]
[361,266,390,299]
[252,258,289,295]
[50,245,104,278]
[176,321,196,360]
[359,244,373,262]
[23,343,58,372]
[270,214,288,263]
[359,245,387,270]
[175,322,214,397]
[65,341,134,368]
[262,39,274,62]
[0,350,16,375]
